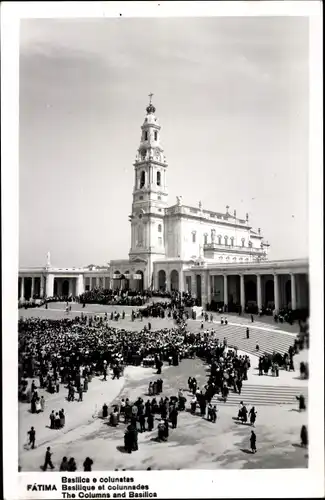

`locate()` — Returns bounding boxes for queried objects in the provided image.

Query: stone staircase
[210,384,308,407]
[189,322,297,357]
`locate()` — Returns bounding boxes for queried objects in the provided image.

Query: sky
[19,16,309,268]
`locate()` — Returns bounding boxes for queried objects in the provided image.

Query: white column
[96,277,99,288]
[274,274,280,312]
[240,274,245,310]
[291,273,296,310]
[191,273,197,298]
[46,274,54,298]
[179,270,184,293]
[20,277,25,300]
[223,274,228,305]
[89,277,92,290]
[201,272,208,309]
[40,275,45,298]
[77,274,85,296]
[31,277,35,299]
[165,271,170,292]
[207,273,212,305]
[257,274,262,310]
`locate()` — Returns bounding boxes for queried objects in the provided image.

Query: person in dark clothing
[170,407,178,429]
[55,412,61,429]
[246,328,250,339]
[130,426,138,451]
[200,399,207,417]
[251,315,254,323]
[68,458,77,472]
[300,425,308,447]
[164,419,169,440]
[156,359,163,375]
[59,409,65,428]
[78,386,83,402]
[147,412,154,431]
[296,394,306,411]
[60,457,69,471]
[83,457,93,471]
[124,426,133,453]
[158,420,166,441]
[102,403,108,418]
[43,447,54,471]
[211,405,217,423]
[249,407,257,426]
[139,413,146,433]
[27,427,36,449]
[250,431,257,453]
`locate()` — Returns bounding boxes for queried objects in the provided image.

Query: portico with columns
[19,263,110,302]
[182,259,308,312]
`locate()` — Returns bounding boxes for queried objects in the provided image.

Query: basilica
[111,97,269,292]
[18,97,309,312]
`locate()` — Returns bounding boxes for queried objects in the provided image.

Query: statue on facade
[211,229,216,243]
[176,195,183,206]
[199,201,202,210]
[46,251,51,267]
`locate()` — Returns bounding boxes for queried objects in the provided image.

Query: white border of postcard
[1,1,324,499]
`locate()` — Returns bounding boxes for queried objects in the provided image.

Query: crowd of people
[19,298,308,470]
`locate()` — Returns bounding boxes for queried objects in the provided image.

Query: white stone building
[18,98,309,312]
[111,98,269,291]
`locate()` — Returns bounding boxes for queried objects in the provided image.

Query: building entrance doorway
[62,280,70,297]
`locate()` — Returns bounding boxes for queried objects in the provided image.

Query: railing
[204,243,265,253]
[164,205,246,225]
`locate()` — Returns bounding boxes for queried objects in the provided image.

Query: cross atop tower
[148,93,154,104]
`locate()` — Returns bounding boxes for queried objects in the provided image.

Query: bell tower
[129,95,168,286]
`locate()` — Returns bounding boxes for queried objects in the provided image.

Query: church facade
[111,99,270,291]
[18,98,309,311]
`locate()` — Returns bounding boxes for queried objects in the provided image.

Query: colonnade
[186,270,307,311]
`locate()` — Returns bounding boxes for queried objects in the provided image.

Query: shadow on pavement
[240,448,254,454]
[116,445,129,454]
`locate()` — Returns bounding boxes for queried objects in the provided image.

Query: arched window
[226,256,230,261]
[218,235,222,245]
[192,231,196,243]
[158,224,162,233]
[144,131,148,141]
[241,238,245,247]
[140,171,145,188]
[233,257,236,262]
[224,236,228,245]
[154,131,158,141]
[204,233,208,245]
[157,171,161,186]
[230,237,234,246]
[219,256,223,261]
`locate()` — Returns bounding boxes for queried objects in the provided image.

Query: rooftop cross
[148,93,154,104]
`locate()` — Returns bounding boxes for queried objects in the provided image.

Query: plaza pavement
[19,304,308,471]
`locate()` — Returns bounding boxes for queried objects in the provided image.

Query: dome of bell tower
[146,102,156,115]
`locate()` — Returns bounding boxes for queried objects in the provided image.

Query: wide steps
[210,384,308,407]
[189,322,296,356]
